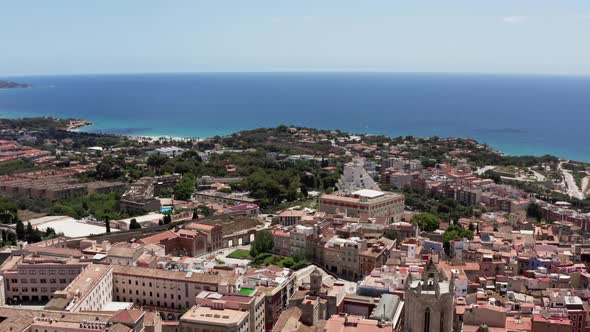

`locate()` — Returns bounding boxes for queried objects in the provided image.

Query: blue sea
[0,73,589,161]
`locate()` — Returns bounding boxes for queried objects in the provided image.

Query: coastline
[1,73,589,162]
[9,114,586,163]
[66,119,93,131]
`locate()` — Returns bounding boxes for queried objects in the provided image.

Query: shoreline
[2,115,589,163]
[65,119,93,131]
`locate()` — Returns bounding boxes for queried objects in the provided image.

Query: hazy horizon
[2,0,590,76]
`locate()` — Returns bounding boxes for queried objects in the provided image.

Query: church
[404,260,455,332]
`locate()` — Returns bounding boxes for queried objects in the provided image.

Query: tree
[129,218,141,230]
[147,154,168,173]
[25,222,41,243]
[412,212,440,232]
[250,230,274,257]
[1,230,7,242]
[300,184,309,198]
[442,224,474,254]
[44,227,56,238]
[527,202,543,222]
[175,174,196,201]
[15,220,25,241]
[105,217,111,233]
[0,197,18,224]
[192,209,199,220]
[383,229,400,241]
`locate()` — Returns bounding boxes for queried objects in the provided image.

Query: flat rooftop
[181,306,248,326]
[352,189,385,198]
[31,216,120,238]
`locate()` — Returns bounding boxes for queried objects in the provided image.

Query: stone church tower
[310,267,323,295]
[403,260,454,332]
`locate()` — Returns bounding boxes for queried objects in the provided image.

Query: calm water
[0,73,589,161]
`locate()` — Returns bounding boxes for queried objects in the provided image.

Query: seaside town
[0,117,589,332]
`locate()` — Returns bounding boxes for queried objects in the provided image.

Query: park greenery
[443,222,474,254]
[527,202,544,222]
[250,253,308,270]
[249,229,274,257]
[227,249,252,260]
[402,188,481,222]
[0,197,18,224]
[174,173,196,201]
[412,212,440,232]
[49,192,126,220]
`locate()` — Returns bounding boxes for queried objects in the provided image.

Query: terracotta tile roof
[109,309,145,324]
[140,230,178,244]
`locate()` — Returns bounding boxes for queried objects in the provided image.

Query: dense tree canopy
[174,173,196,201]
[412,212,440,232]
[250,230,274,257]
[527,202,544,222]
[49,192,124,220]
[0,197,18,224]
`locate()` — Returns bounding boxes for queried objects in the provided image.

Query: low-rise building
[319,189,404,223]
[112,265,239,320]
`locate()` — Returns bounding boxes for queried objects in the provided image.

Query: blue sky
[2,0,590,76]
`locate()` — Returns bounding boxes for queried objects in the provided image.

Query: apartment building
[358,238,395,277]
[112,266,239,320]
[0,176,125,201]
[336,159,380,192]
[180,305,249,332]
[121,175,179,213]
[276,210,306,226]
[322,237,367,280]
[241,266,295,332]
[271,229,290,257]
[319,189,404,223]
[289,225,314,258]
[195,291,265,332]
[44,264,113,313]
[0,254,88,304]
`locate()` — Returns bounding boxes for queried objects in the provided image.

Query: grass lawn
[250,253,309,270]
[227,249,253,260]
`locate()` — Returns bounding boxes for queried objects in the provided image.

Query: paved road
[559,162,584,200]
[474,166,496,176]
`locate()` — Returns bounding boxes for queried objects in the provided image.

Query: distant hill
[0,80,31,89]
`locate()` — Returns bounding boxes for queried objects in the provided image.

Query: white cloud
[501,16,528,24]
